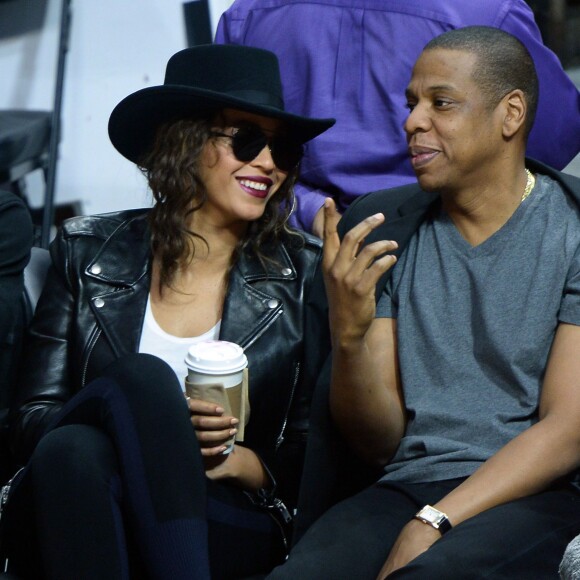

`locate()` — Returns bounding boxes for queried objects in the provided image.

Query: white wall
[208,0,232,36]
[1,0,233,216]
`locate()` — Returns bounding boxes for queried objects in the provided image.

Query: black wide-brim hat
[108,44,335,165]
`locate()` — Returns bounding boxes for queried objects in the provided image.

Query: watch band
[414,505,452,535]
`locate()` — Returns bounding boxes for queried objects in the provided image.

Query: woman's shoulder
[50,208,151,279]
[281,228,322,255]
[58,208,150,241]
[277,228,322,270]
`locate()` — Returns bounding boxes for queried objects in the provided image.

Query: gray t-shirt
[376,175,580,483]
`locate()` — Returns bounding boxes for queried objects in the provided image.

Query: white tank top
[138,296,221,390]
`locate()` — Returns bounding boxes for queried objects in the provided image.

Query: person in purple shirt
[216,0,580,236]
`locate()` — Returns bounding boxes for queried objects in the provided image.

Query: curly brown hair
[139,116,300,291]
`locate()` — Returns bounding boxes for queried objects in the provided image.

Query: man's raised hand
[322,198,398,348]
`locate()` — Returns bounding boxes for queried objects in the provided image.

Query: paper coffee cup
[184,340,249,454]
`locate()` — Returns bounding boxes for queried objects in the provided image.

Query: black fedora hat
[108,44,335,165]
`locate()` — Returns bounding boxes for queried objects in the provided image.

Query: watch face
[415,505,451,534]
[421,506,441,523]
[417,505,445,526]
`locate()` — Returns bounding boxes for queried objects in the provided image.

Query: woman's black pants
[4,353,285,579]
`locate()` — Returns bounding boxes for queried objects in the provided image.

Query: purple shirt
[216,0,580,232]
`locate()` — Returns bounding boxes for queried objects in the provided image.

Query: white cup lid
[184,340,247,375]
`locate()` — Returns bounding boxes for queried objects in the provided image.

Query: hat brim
[108,85,335,165]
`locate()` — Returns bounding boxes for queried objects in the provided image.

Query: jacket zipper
[81,327,102,387]
[275,361,300,451]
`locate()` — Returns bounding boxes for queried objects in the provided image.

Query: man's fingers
[322,198,341,270]
[359,252,398,290]
[342,245,398,296]
[328,238,398,285]
[322,197,340,238]
[323,201,389,275]
[340,212,386,260]
[330,212,387,276]
[354,240,398,272]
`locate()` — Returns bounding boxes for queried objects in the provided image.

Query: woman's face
[196,109,290,229]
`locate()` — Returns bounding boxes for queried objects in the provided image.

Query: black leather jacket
[11,209,328,509]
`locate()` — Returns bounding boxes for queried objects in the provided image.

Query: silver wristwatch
[414,505,452,534]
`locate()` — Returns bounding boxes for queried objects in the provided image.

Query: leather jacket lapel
[84,214,151,357]
[220,243,295,350]
[81,214,300,359]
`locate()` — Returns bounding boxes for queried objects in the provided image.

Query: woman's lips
[237,177,273,198]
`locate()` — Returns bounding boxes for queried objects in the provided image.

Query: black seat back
[0,247,50,483]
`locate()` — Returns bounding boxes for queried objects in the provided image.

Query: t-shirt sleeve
[559,244,580,325]
[376,278,397,319]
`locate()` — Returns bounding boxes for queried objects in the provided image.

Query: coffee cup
[184,340,249,454]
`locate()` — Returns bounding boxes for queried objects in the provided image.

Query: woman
[3,44,334,579]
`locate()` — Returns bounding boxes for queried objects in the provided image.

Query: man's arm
[330,316,405,467]
[322,198,405,467]
[379,321,580,577]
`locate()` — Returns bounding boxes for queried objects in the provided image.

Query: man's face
[404,48,504,194]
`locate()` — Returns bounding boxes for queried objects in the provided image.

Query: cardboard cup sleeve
[185,368,250,441]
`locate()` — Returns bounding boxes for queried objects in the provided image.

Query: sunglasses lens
[231,128,268,162]
[230,127,303,171]
[270,138,303,171]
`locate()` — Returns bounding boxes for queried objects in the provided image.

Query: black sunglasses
[210,126,303,171]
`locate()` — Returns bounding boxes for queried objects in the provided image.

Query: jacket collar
[223,240,299,349]
[83,211,300,356]
[85,212,151,286]
[85,211,299,287]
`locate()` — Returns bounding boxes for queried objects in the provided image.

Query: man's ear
[502,89,527,138]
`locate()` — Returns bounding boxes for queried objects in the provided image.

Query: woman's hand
[186,397,271,491]
[204,445,271,491]
[186,396,238,456]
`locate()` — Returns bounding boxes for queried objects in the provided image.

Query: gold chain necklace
[521,168,536,202]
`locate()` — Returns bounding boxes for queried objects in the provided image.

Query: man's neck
[440,165,530,247]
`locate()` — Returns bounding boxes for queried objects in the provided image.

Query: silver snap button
[281,268,292,276]
[94,298,105,308]
[90,264,102,275]
[267,299,279,309]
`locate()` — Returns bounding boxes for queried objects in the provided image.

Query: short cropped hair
[424,26,539,138]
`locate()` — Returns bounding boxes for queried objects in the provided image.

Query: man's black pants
[268,478,580,579]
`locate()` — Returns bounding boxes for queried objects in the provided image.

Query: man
[216,0,580,237]
[268,26,580,578]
